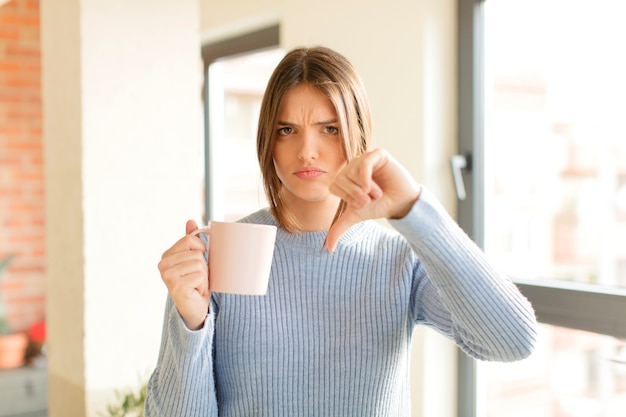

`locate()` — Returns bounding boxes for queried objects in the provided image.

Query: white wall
[42,1,203,415]
[199,1,459,416]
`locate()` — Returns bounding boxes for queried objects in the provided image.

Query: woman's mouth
[294,167,325,179]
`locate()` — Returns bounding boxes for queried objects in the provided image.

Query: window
[483,324,626,417]
[457,1,626,416]
[201,26,283,222]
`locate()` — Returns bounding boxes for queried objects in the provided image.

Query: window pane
[483,0,626,288]
[207,48,284,221]
[480,324,626,417]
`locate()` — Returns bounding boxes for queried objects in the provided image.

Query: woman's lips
[294,167,325,179]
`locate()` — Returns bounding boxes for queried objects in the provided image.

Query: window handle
[450,154,472,200]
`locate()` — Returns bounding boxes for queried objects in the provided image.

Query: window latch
[450,153,472,201]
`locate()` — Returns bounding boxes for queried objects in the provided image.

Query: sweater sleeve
[144,295,218,416]
[389,187,538,362]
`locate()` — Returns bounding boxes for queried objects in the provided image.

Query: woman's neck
[283,195,341,232]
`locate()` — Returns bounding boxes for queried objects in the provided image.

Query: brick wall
[0,0,44,333]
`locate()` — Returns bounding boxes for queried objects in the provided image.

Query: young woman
[145,46,537,416]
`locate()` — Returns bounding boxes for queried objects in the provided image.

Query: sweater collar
[249,208,370,250]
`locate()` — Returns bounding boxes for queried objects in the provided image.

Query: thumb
[325,210,362,252]
[186,219,199,235]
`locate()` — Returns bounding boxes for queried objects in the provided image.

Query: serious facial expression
[272,83,347,209]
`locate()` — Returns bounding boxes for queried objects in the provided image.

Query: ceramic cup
[192,221,277,295]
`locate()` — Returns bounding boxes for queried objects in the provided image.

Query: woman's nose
[297,133,318,161]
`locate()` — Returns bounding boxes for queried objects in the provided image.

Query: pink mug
[192,221,277,295]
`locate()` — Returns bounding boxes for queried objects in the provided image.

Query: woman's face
[272,83,346,210]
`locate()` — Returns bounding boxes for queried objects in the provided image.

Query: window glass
[480,324,626,417]
[481,1,626,416]
[207,48,284,221]
[483,0,626,288]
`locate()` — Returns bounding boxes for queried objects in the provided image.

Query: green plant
[0,256,12,272]
[101,381,147,417]
[0,317,10,335]
[0,255,15,336]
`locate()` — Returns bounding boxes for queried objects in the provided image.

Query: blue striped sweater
[145,188,537,416]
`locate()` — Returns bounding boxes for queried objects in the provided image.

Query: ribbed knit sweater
[145,188,537,417]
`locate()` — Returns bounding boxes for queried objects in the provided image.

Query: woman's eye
[277,127,293,136]
[324,126,339,134]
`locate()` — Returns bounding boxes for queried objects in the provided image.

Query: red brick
[7,263,45,273]
[0,187,23,197]
[4,76,40,88]
[0,125,22,135]
[3,217,26,227]
[0,0,45,332]
[0,13,39,27]
[6,140,41,151]
[0,60,21,71]
[0,281,25,292]
[5,44,39,57]
[7,108,41,120]
[20,62,40,73]
[8,201,39,212]
[12,170,43,182]
[25,0,39,12]
[0,0,18,10]
[0,91,21,103]
[0,27,20,40]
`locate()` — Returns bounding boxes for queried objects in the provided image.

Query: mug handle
[190,225,211,267]
[190,225,212,237]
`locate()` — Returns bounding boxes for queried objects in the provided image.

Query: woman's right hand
[158,220,210,330]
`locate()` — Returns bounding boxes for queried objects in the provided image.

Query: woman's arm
[391,188,537,362]
[328,148,537,361]
[146,222,218,415]
[145,296,218,416]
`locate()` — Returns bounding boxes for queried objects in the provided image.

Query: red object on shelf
[28,321,46,343]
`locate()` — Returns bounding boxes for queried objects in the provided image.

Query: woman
[145,46,537,416]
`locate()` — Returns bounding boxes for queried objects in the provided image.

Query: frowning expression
[273,83,347,208]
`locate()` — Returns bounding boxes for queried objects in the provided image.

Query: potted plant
[101,381,147,417]
[0,255,29,369]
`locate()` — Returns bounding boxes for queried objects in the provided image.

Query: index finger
[162,231,206,258]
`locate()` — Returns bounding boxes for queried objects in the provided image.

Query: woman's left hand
[326,148,421,251]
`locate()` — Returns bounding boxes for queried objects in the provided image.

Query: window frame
[456,0,626,415]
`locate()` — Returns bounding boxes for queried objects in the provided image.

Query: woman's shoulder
[237,208,277,226]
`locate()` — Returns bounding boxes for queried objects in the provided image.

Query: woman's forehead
[277,84,338,122]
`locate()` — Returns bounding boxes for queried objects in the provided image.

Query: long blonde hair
[257,46,372,233]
